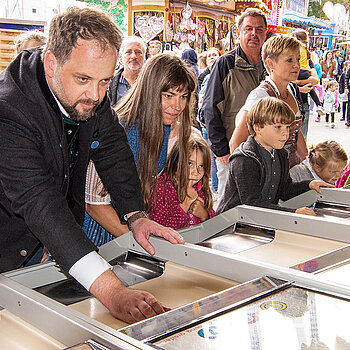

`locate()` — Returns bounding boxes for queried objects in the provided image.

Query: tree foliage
[308,0,350,19]
[308,1,327,18]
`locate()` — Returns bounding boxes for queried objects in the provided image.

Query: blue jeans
[216,160,230,202]
[22,246,43,267]
[201,126,218,191]
[82,209,114,247]
[301,102,310,140]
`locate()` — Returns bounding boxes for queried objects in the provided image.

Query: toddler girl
[148,135,215,229]
[314,78,327,122]
[323,80,338,128]
[290,140,348,185]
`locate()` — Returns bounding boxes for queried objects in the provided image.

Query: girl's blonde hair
[159,134,213,211]
[247,97,295,136]
[309,141,348,169]
[326,80,337,90]
[116,54,196,210]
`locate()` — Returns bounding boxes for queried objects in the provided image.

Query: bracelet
[126,211,149,230]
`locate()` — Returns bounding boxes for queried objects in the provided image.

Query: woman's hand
[188,197,209,222]
[309,180,334,193]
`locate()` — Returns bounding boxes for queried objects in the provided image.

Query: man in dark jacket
[334,49,344,82]
[108,36,146,107]
[0,7,183,324]
[200,8,267,202]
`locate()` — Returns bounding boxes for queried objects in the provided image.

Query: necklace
[280,90,289,100]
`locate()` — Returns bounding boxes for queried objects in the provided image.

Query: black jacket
[107,67,124,107]
[336,56,344,76]
[345,69,350,91]
[0,48,144,273]
[198,67,210,91]
[339,71,346,94]
[216,136,311,214]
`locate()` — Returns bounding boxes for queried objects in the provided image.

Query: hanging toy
[177,2,197,44]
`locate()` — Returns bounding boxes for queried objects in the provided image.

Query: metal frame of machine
[281,187,350,209]
[2,204,350,349]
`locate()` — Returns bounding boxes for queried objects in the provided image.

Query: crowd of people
[1,6,350,324]
[308,43,350,128]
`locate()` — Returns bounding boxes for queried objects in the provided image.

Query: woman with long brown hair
[148,134,215,229]
[321,50,337,79]
[83,54,196,245]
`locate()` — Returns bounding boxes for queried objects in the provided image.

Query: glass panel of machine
[155,286,350,349]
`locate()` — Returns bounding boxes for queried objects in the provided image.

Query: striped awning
[282,12,332,29]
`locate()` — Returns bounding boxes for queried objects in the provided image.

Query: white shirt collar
[53,94,69,118]
[305,158,323,181]
[45,76,70,118]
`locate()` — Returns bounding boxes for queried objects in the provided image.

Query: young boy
[216,97,333,215]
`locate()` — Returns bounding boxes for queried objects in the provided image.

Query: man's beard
[125,59,143,72]
[52,70,99,122]
[60,98,99,122]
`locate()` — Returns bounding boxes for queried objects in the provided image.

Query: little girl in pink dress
[149,135,215,229]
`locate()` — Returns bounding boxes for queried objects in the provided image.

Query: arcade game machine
[2,203,350,349]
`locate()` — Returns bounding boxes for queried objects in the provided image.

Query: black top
[257,144,280,203]
[198,67,210,91]
[300,60,314,104]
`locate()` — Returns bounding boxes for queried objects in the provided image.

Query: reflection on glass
[155,287,350,349]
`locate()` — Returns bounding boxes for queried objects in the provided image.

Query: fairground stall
[84,0,274,54]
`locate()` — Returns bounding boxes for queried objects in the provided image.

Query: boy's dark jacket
[216,136,311,214]
[0,48,144,273]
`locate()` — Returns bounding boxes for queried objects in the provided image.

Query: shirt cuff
[68,251,112,290]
